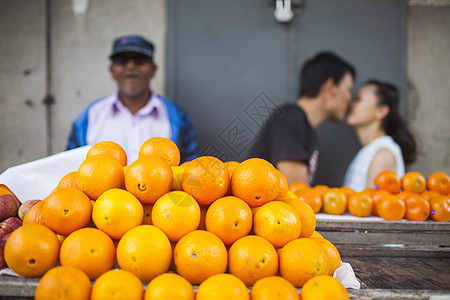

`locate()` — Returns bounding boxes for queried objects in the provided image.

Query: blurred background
[1,0,449,187]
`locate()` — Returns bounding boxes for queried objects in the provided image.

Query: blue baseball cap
[109,35,154,59]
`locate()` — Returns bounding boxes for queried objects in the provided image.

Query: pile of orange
[290,170,450,222]
[4,138,351,299]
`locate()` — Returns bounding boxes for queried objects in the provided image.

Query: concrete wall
[1,1,449,178]
[407,5,450,176]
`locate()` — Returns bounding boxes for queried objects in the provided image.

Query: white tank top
[343,136,405,192]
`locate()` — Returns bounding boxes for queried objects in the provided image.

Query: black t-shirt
[248,104,319,184]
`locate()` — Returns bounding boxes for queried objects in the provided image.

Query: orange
[310,231,324,238]
[173,230,227,284]
[347,192,373,217]
[421,190,441,205]
[231,158,280,207]
[295,187,322,213]
[182,156,229,205]
[274,169,290,201]
[228,235,278,286]
[371,189,392,216]
[197,273,249,300]
[4,224,59,277]
[92,188,144,239]
[313,185,329,198]
[139,136,181,166]
[378,195,406,221]
[42,188,92,236]
[322,188,347,215]
[152,191,201,242]
[198,204,208,230]
[60,227,115,279]
[171,166,184,191]
[430,195,450,222]
[224,160,240,195]
[205,196,252,245]
[125,158,173,204]
[55,171,80,191]
[281,197,316,238]
[339,186,355,200]
[142,203,154,225]
[35,266,91,300]
[77,154,124,200]
[361,187,377,198]
[117,225,172,282]
[0,184,21,205]
[374,170,401,194]
[86,140,127,167]
[401,171,427,194]
[23,200,46,226]
[250,276,299,300]
[91,269,144,300]
[144,272,195,300]
[311,237,341,275]
[279,238,330,287]
[253,201,301,248]
[288,181,308,194]
[397,191,416,204]
[300,275,349,300]
[404,194,430,221]
[427,172,450,195]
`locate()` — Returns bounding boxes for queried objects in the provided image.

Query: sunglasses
[112,54,151,66]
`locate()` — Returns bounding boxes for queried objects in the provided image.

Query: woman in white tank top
[343,80,417,192]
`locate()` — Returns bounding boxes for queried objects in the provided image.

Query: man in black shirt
[248,52,355,185]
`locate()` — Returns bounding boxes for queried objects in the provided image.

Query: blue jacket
[66,95,200,163]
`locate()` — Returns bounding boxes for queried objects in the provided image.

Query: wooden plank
[348,289,450,300]
[337,245,450,258]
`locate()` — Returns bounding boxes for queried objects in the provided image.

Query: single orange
[23,200,46,226]
[182,156,229,205]
[171,166,185,191]
[42,188,92,236]
[281,197,316,238]
[313,185,330,198]
[300,275,349,300]
[311,237,341,275]
[404,194,430,221]
[371,189,392,216]
[279,238,330,287]
[92,188,144,239]
[274,169,290,201]
[228,235,278,286]
[288,181,309,194]
[35,266,91,300]
[397,191,417,204]
[339,186,355,200]
[374,170,401,194]
[152,191,201,242]
[253,201,301,249]
[86,140,127,167]
[295,187,322,213]
[139,136,181,166]
[173,230,227,284]
[361,187,377,198]
[196,273,249,300]
[144,272,195,300]
[4,224,60,277]
[117,225,172,282]
[401,171,427,194]
[55,171,80,191]
[91,269,144,300]
[421,190,441,205]
[310,231,324,238]
[347,192,373,217]
[378,195,406,221]
[231,158,280,207]
[205,196,252,245]
[142,203,154,225]
[430,195,450,222]
[125,158,173,204]
[322,188,347,215]
[427,172,450,195]
[77,154,124,200]
[60,227,115,279]
[250,276,299,300]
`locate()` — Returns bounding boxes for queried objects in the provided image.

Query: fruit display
[0,137,353,299]
[291,170,450,222]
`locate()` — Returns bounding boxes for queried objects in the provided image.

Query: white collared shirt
[86,92,171,164]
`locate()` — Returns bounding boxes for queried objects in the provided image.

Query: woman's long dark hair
[366,80,417,165]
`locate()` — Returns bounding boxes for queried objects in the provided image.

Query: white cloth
[86,92,171,163]
[343,136,405,192]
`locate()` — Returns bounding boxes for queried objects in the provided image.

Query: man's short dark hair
[299,51,356,98]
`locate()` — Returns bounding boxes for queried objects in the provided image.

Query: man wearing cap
[67,35,199,164]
